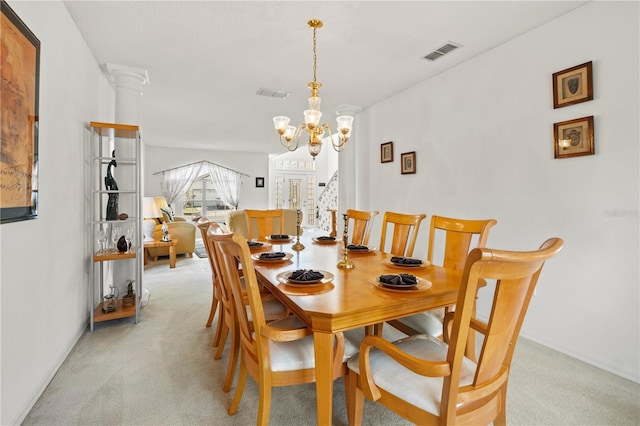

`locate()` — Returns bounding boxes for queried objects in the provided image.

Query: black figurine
[105,150,119,220]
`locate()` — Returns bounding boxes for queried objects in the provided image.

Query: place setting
[251,251,293,264]
[312,235,338,245]
[345,243,376,254]
[265,234,293,243]
[384,255,431,269]
[247,240,272,251]
[276,268,335,295]
[369,273,432,293]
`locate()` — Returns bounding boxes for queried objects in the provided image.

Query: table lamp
[142,197,162,242]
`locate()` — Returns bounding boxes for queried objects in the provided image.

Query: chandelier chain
[312,27,317,83]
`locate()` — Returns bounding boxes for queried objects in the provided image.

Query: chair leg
[228,353,248,416]
[212,309,225,348]
[257,373,272,426]
[206,290,218,328]
[346,369,364,426]
[214,322,229,360]
[222,323,239,393]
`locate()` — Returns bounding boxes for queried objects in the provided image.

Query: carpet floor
[22,254,640,425]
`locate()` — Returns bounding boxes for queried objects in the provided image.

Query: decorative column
[105,63,150,304]
[336,104,362,230]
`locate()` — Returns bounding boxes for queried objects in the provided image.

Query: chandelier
[273,19,354,160]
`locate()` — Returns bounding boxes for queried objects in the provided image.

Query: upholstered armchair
[226,209,302,239]
[146,214,197,258]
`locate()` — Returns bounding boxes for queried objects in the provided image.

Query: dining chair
[244,209,285,240]
[210,232,358,423]
[346,209,379,245]
[378,211,427,257]
[196,218,224,346]
[345,238,564,426]
[206,225,289,393]
[388,216,497,338]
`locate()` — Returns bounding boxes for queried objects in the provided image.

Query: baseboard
[11,321,87,425]
[519,331,640,384]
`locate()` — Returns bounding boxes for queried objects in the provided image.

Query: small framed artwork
[552,61,593,109]
[381,141,393,163]
[255,177,265,187]
[554,116,594,159]
[400,151,416,174]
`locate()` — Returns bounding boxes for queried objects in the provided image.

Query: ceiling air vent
[256,88,290,100]
[423,42,461,61]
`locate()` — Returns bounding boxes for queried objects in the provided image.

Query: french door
[274,173,315,227]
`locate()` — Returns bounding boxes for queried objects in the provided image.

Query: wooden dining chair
[206,225,288,393]
[244,209,285,240]
[210,232,358,423]
[346,209,379,245]
[388,216,497,338]
[346,238,564,426]
[196,218,224,346]
[378,211,427,256]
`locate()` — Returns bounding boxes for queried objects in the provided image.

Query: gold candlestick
[337,213,354,269]
[292,209,305,251]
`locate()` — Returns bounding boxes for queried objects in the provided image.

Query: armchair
[146,215,197,259]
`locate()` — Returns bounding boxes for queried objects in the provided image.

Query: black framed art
[1,0,40,223]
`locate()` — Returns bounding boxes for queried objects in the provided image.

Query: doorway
[274,173,315,227]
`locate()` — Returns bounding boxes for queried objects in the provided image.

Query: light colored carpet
[23,254,640,425]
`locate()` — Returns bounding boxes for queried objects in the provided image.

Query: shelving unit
[88,121,142,331]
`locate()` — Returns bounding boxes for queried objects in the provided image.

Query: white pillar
[336,104,362,229]
[105,63,150,304]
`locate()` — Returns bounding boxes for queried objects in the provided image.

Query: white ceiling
[64,1,587,155]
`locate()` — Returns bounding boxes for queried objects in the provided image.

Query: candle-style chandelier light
[272,19,354,160]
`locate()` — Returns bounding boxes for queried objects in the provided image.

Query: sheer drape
[161,164,202,209]
[202,162,244,209]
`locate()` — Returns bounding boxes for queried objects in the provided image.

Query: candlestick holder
[292,209,305,251]
[337,213,354,269]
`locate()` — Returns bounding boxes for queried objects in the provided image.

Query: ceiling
[64,1,587,155]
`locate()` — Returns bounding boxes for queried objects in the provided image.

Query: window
[182,175,231,220]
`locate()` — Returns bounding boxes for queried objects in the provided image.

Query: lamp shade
[143,197,162,219]
[153,196,169,211]
[142,197,161,242]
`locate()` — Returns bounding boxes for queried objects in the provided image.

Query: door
[274,173,315,227]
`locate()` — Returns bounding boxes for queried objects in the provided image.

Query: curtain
[202,162,244,210]
[161,163,202,210]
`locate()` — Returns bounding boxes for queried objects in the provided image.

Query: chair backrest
[197,218,216,274]
[346,209,379,245]
[210,232,265,369]
[440,238,563,424]
[378,211,427,256]
[427,216,497,271]
[206,224,235,327]
[244,209,285,240]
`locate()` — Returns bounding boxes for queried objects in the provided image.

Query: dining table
[252,231,463,425]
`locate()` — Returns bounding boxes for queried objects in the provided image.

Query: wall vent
[423,42,461,61]
[257,88,289,100]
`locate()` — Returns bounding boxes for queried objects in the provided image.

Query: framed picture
[400,151,416,174]
[1,0,40,224]
[552,61,593,109]
[255,177,265,187]
[381,141,393,163]
[554,116,594,159]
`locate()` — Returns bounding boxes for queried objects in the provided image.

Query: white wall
[144,145,269,211]
[356,1,639,382]
[0,2,115,424]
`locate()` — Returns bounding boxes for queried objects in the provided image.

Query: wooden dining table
[252,232,463,425]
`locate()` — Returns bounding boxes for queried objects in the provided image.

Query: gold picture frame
[1,0,40,223]
[554,116,594,159]
[552,61,593,109]
[400,151,416,174]
[381,141,393,163]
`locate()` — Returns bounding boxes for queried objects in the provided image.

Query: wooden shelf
[93,251,136,262]
[90,121,139,138]
[93,299,138,323]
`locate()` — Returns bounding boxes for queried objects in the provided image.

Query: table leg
[143,248,148,265]
[169,244,176,268]
[314,331,334,425]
